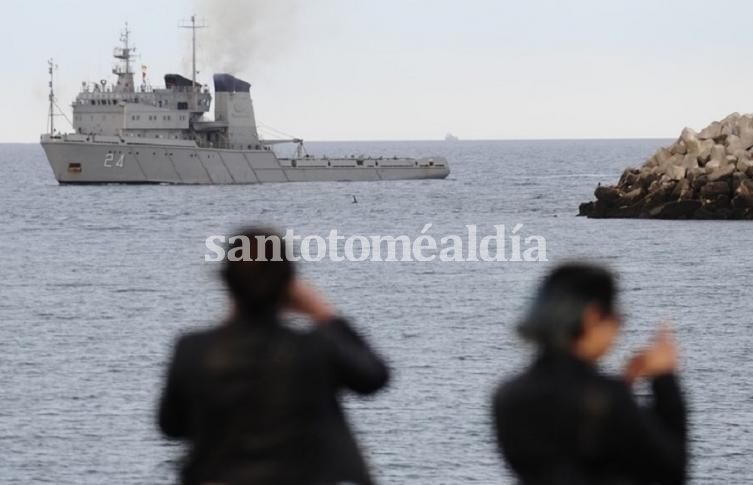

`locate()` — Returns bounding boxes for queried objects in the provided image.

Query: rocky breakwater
[579,113,753,219]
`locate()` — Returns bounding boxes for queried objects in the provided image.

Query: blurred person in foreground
[158,228,390,485]
[493,263,687,485]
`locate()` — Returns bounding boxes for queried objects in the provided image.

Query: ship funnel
[213,73,251,93]
[213,73,260,148]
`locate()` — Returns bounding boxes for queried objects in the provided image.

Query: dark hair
[517,262,617,350]
[221,227,295,319]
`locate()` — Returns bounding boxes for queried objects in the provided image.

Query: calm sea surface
[1,140,751,484]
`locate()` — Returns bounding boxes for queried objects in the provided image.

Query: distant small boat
[445,133,459,142]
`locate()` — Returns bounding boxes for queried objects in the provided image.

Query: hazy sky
[4,0,753,142]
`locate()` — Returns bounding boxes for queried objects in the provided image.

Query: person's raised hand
[624,324,678,384]
[286,279,336,323]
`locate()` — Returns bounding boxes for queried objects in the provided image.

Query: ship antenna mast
[123,23,130,75]
[179,15,207,110]
[47,58,57,135]
[113,22,136,92]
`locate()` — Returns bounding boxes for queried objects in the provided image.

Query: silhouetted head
[518,262,620,360]
[221,227,295,320]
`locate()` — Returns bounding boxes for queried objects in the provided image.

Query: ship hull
[40,136,449,184]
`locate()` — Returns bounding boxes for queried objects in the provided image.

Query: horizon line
[0,136,676,145]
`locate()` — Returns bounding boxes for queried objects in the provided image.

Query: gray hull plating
[41,138,450,184]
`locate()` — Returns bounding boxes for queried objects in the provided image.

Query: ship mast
[113,22,136,93]
[123,24,130,75]
[179,15,207,110]
[47,58,57,135]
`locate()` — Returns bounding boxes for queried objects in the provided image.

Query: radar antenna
[179,15,207,110]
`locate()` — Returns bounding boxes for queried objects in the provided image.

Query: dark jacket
[493,352,687,485]
[158,316,389,485]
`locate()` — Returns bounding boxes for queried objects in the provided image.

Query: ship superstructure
[40,21,449,184]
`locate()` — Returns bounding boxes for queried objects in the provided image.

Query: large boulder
[698,139,715,163]
[736,159,753,173]
[670,140,687,155]
[594,185,621,206]
[666,165,687,180]
[707,163,736,182]
[708,144,727,167]
[698,121,722,140]
[699,180,730,198]
[680,127,701,153]
[651,200,702,219]
[732,179,753,208]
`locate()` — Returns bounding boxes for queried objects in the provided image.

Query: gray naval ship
[40,21,449,184]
